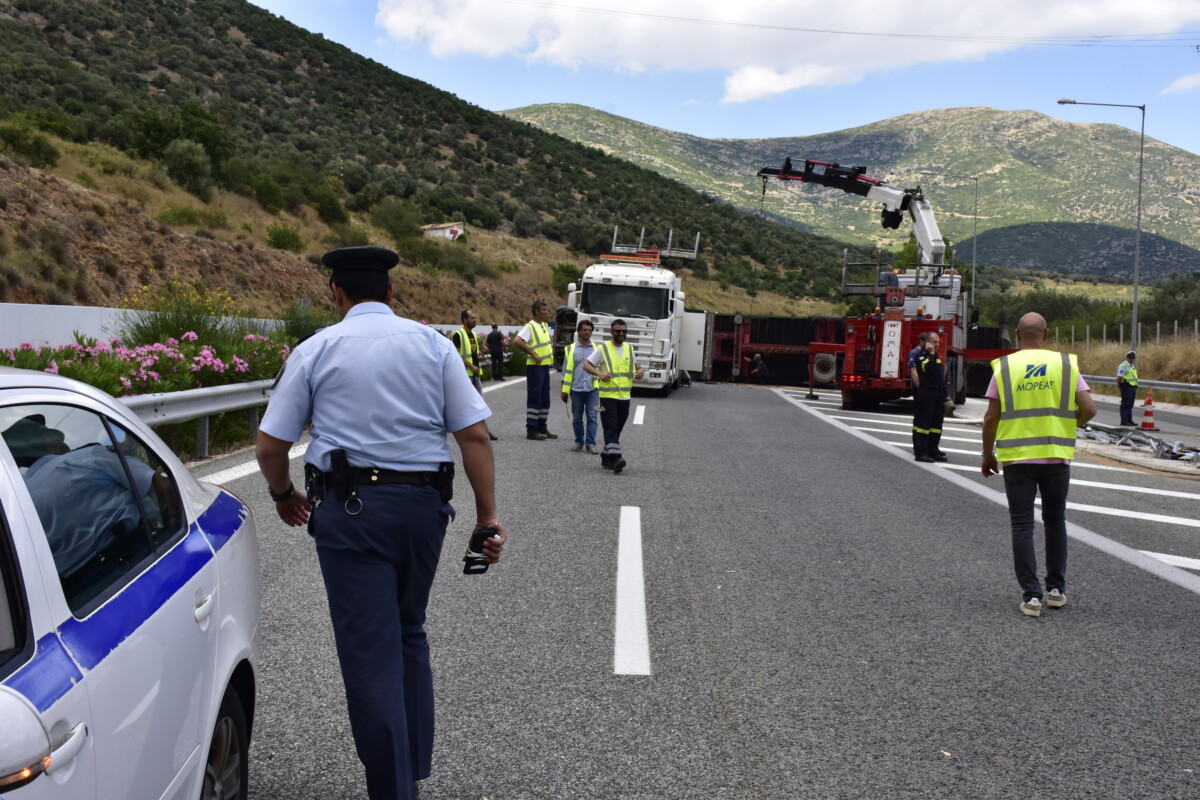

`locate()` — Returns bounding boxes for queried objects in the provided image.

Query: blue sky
[248,0,1200,155]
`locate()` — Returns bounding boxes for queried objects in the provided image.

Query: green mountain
[502,104,1200,279]
[0,0,878,305]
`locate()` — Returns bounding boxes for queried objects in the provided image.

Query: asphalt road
[196,378,1200,800]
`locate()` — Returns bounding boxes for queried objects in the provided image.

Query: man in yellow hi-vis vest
[452,308,499,441]
[981,312,1096,618]
[512,300,558,441]
[583,319,644,474]
[1117,350,1138,426]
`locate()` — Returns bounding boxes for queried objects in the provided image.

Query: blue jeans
[1002,463,1070,601]
[570,388,599,446]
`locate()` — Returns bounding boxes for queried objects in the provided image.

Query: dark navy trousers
[526,365,551,432]
[312,483,452,800]
[1002,463,1070,602]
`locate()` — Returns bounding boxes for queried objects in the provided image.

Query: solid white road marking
[884,442,1138,472]
[777,389,1200,596]
[1142,551,1200,571]
[633,405,646,425]
[205,443,309,486]
[482,377,525,393]
[831,415,977,434]
[615,505,651,676]
[853,426,979,443]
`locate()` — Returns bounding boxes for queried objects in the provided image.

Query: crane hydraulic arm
[758,158,946,266]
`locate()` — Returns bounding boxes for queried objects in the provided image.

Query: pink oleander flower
[44,360,59,374]
[166,337,179,346]
[120,377,132,389]
[19,342,33,350]
[245,334,258,342]
[232,356,250,373]
[181,331,199,342]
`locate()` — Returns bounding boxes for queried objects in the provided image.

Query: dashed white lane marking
[854,426,979,444]
[1141,551,1200,571]
[633,405,646,425]
[777,389,1200,596]
[205,443,309,486]
[614,505,651,676]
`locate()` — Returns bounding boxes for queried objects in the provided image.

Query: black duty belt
[320,467,440,488]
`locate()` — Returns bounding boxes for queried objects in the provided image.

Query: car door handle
[194,592,215,623]
[44,722,87,775]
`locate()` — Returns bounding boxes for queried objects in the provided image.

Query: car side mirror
[0,689,52,793]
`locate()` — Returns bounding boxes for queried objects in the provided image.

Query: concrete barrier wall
[0,303,279,348]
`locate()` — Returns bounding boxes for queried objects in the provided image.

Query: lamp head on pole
[1057,98,1076,105]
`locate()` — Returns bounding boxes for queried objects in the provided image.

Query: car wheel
[202,689,248,800]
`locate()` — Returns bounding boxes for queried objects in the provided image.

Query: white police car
[0,368,259,799]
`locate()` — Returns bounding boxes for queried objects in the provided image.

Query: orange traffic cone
[1140,386,1159,431]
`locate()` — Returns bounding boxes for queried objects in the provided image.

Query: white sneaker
[1020,597,1042,617]
[570,443,583,451]
[1046,589,1067,608]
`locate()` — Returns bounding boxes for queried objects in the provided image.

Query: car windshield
[580,284,669,320]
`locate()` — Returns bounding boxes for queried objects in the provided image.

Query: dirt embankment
[0,156,558,324]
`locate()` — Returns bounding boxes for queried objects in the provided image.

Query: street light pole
[1057,98,1145,349]
[919,169,980,308]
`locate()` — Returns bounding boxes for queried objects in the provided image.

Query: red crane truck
[757,158,1012,409]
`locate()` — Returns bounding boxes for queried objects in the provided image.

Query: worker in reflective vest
[981,311,1096,618]
[452,309,498,440]
[511,300,557,441]
[1117,350,1138,426]
[582,319,644,474]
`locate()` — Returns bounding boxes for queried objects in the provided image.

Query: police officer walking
[1117,350,1138,426]
[981,312,1096,617]
[911,331,949,463]
[511,300,557,440]
[255,246,506,800]
[582,319,644,473]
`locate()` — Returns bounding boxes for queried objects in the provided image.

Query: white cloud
[374,0,1200,102]
[1162,72,1200,94]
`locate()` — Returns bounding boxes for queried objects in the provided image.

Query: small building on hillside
[421,222,465,241]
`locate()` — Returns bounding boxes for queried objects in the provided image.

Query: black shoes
[932,453,948,462]
[915,455,936,463]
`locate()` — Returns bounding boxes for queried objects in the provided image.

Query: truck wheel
[812,353,837,385]
[202,688,249,800]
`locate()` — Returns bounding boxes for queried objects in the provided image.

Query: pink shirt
[986,373,1089,465]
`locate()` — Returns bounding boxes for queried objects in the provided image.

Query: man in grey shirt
[560,319,599,453]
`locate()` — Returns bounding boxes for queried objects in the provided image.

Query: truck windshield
[580,284,669,320]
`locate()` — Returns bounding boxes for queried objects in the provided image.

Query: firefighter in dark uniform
[912,331,949,463]
[255,246,506,800]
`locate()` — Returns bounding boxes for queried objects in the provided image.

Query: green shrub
[157,206,229,228]
[163,138,213,201]
[266,223,304,252]
[75,171,99,190]
[0,123,60,168]
[280,299,339,343]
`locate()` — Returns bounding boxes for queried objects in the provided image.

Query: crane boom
[758,157,945,266]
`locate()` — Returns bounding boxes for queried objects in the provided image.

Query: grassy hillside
[0,0,879,309]
[503,104,1200,278]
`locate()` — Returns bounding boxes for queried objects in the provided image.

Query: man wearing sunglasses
[582,320,644,474]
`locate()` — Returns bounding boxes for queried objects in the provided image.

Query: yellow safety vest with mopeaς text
[597,340,637,400]
[992,349,1080,461]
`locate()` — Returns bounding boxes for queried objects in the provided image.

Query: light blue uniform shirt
[261,303,491,472]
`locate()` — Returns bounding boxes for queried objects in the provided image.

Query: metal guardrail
[121,380,274,458]
[1081,375,1200,394]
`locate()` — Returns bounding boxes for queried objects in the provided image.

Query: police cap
[321,246,399,275]
[1126,350,1137,358]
